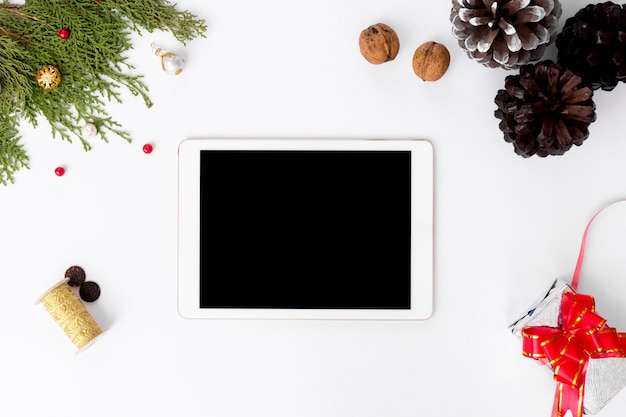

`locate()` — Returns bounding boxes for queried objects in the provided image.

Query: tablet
[178,138,433,320]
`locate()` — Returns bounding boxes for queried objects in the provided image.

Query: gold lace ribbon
[37,280,103,352]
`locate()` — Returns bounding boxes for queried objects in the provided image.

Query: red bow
[522,292,626,417]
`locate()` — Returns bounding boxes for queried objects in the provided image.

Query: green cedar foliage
[0,0,206,185]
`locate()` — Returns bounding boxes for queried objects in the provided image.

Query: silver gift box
[508,279,626,415]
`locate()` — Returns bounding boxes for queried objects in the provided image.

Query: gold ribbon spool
[36,279,105,353]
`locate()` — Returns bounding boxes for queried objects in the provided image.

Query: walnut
[412,41,450,82]
[359,23,400,64]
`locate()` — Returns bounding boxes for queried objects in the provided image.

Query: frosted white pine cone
[451,0,562,69]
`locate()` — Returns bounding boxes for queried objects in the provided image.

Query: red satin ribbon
[522,292,626,417]
[571,199,626,292]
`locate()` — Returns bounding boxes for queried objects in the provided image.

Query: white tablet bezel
[178,138,433,320]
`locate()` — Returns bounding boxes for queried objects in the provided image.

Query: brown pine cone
[451,0,562,70]
[494,60,596,157]
[556,2,626,91]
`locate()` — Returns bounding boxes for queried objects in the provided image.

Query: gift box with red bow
[508,202,626,417]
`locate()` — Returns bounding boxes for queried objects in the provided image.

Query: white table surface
[4,1,626,416]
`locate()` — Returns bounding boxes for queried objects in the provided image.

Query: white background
[3,1,626,416]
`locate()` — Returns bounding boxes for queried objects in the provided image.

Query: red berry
[142,143,153,154]
[58,28,70,39]
[54,166,65,176]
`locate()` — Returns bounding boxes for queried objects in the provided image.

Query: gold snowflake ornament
[36,65,61,90]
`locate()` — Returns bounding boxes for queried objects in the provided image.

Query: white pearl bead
[162,54,184,76]
[82,123,98,137]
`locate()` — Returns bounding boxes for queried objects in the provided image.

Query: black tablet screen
[199,150,411,309]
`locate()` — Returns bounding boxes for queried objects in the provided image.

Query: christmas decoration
[0,0,206,186]
[79,281,101,302]
[509,201,626,417]
[36,65,61,90]
[81,123,98,138]
[412,41,451,81]
[142,143,154,154]
[511,280,626,416]
[37,279,105,353]
[556,2,626,91]
[58,28,70,39]
[450,0,562,70]
[494,60,596,157]
[151,42,184,75]
[358,23,400,65]
[64,265,100,302]
[65,265,86,287]
[54,166,65,176]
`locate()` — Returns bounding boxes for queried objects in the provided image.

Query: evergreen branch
[0,5,39,21]
[0,25,35,43]
[0,119,29,186]
[109,0,207,44]
[90,116,133,145]
[0,0,206,185]
[0,36,36,118]
[0,2,41,44]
